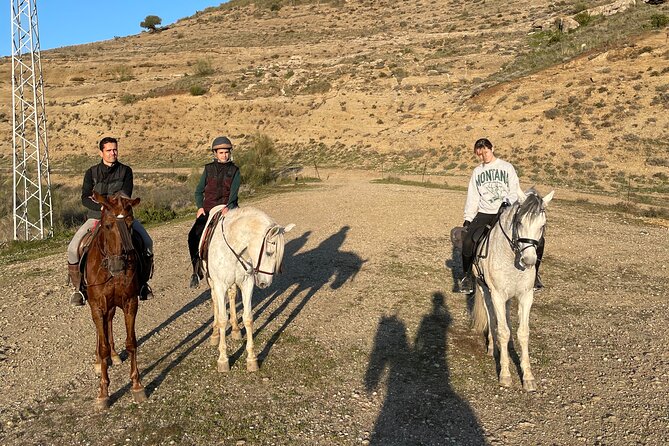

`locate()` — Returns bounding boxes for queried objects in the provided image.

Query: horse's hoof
[111,354,122,366]
[486,347,494,357]
[499,375,512,387]
[209,335,220,346]
[95,397,110,411]
[132,389,148,403]
[94,364,102,376]
[246,359,259,372]
[523,379,537,392]
[231,330,242,341]
[217,359,230,372]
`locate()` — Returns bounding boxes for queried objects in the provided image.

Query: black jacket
[81,161,133,219]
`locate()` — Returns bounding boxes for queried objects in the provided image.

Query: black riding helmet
[211,136,233,151]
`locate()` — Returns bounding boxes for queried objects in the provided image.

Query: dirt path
[0,169,667,445]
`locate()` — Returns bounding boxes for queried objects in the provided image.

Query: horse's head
[253,223,295,289]
[94,191,140,229]
[93,191,141,274]
[512,188,554,268]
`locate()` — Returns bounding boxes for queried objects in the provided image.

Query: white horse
[471,187,554,391]
[200,205,295,372]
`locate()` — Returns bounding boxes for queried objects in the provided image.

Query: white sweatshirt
[463,158,519,221]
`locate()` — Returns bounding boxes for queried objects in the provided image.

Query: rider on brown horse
[66,137,154,306]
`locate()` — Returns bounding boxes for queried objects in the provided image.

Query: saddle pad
[199,210,223,263]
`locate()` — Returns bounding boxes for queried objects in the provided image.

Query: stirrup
[70,290,85,307]
[533,275,544,292]
[458,275,474,294]
[139,284,154,301]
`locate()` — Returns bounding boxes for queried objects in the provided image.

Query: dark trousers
[461,212,545,276]
[188,214,208,269]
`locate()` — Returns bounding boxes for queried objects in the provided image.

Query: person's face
[100,142,118,165]
[475,146,495,164]
[214,148,231,163]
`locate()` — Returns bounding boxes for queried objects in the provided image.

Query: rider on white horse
[188,136,241,288]
[458,138,545,294]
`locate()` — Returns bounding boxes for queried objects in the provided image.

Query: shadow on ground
[365,292,488,445]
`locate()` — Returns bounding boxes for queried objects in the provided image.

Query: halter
[223,224,280,278]
[499,202,545,256]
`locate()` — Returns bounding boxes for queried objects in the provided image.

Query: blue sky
[1,1,225,57]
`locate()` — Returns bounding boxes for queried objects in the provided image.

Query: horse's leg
[91,309,111,410]
[94,330,102,376]
[491,291,512,387]
[108,306,122,366]
[123,299,147,403]
[240,280,258,372]
[211,283,230,372]
[517,290,536,392]
[228,285,242,340]
[210,293,220,346]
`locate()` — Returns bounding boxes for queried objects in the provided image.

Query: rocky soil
[0,169,668,445]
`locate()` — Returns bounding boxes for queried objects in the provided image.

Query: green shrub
[120,93,138,105]
[193,59,214,77]
[574,11,593,27]
[135,206,177,224]
[650,14,668,29]
[190,84,208,96]
[236,134,280,187]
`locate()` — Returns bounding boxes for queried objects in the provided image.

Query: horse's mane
[516,189,545,228]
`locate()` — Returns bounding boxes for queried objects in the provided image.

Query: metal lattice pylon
[11,0,52,240]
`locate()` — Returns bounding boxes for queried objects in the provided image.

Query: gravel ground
[0,169,667,446]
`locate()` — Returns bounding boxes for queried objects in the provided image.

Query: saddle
[197,209,224,279]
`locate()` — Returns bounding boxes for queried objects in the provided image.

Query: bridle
[89,215,137,286]
[499,203,545,256]
[223,224,280,278]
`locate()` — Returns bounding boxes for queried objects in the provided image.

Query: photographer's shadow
[365,293,488,445]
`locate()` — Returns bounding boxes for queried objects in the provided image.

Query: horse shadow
[108,291,214,403]
[365,292,488,445]
[229,225,365,367]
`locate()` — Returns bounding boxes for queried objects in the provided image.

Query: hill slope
[0,0,667,199]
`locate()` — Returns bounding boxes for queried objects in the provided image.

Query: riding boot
[189,258,200,289]
[139,252,154,300]
[67,263,86,306]
[458,254,474,294]
[533,258,544,292]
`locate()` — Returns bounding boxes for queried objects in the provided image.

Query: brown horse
[85,191,147,409]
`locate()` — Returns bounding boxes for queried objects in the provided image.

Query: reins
[223,223,279,278]
[87,216,138,287]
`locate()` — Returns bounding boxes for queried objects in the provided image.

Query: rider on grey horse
[458,138,545,294]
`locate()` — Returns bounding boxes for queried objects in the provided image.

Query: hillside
[0,0,667,200]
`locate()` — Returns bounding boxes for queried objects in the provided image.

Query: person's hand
[463,220,471,228]
[196,208,205,218]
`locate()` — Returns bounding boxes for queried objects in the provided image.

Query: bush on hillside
[236,134,280,187]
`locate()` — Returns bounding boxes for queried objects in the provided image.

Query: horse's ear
[92,191,106,205]
[130,197,140,207]
[283,223,295,234]
[543,190,555,206]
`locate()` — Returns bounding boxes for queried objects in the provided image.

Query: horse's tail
[471,289,488,333]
